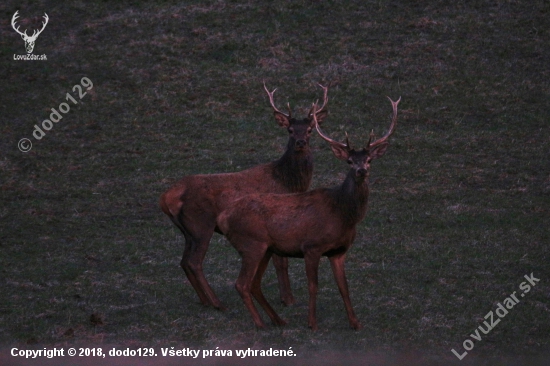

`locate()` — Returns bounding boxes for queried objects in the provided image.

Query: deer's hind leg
[174,216,226,310]
[272,255,295,306]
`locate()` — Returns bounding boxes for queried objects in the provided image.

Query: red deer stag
[160,84,329,310]
[217,97,400,330]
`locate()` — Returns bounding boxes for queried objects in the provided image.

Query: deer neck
[330,169,370,226]
[272,142,313,193]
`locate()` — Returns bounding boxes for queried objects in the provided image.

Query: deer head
[12,11,49,53]
[264,82,329,152]
[314,96,401,181]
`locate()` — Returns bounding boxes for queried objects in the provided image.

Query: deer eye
[288,127,294,133]
[347,158,353,165]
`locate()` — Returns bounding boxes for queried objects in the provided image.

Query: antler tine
[11,11,26,36]
[313,103,348,149]
[317,83,329,112]
[263,81,289,117]
[35,13,49,36]
[307,98,319,118]
[308,84,329,118]
[11,10,19,26]
[369,96,401,148]
[365,130,374,148]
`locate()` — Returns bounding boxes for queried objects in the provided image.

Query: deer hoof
[273,318,287,326]
[280,297,296,307]
[214,304,228,311]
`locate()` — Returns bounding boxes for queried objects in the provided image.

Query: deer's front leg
[304,249,322,331]
[329,253,362,330]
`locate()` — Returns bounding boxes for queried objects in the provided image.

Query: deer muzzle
[356,168,368,177]
[295,139,307,149]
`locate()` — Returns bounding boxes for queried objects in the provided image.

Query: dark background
[1,1,549,365]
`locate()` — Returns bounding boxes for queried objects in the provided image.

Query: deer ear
[370,142,389,160]
[329,143,350,161]
[311,110,328,126]
[274,111,290,128]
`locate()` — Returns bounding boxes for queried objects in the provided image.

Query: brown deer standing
[160,84,329,310]
[217,97,400,330]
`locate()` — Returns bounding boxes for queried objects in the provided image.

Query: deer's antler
[313,103,349,151]
[11,11,49,40]
[11,11,25,37]
[369,97,400,149]
[263,82,291,118]
[308,83,329,118]
[32,13,49,39]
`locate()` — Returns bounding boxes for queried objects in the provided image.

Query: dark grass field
[1,0,549,365]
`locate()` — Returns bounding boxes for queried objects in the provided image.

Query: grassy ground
[0,0,549,365]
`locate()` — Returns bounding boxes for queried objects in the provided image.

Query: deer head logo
[11,11,49,54]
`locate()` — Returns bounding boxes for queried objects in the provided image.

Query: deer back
[160,84,330,219]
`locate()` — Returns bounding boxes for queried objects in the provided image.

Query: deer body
[160,84,328,310]
[217,98,400,330]
[220,175,367,259]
